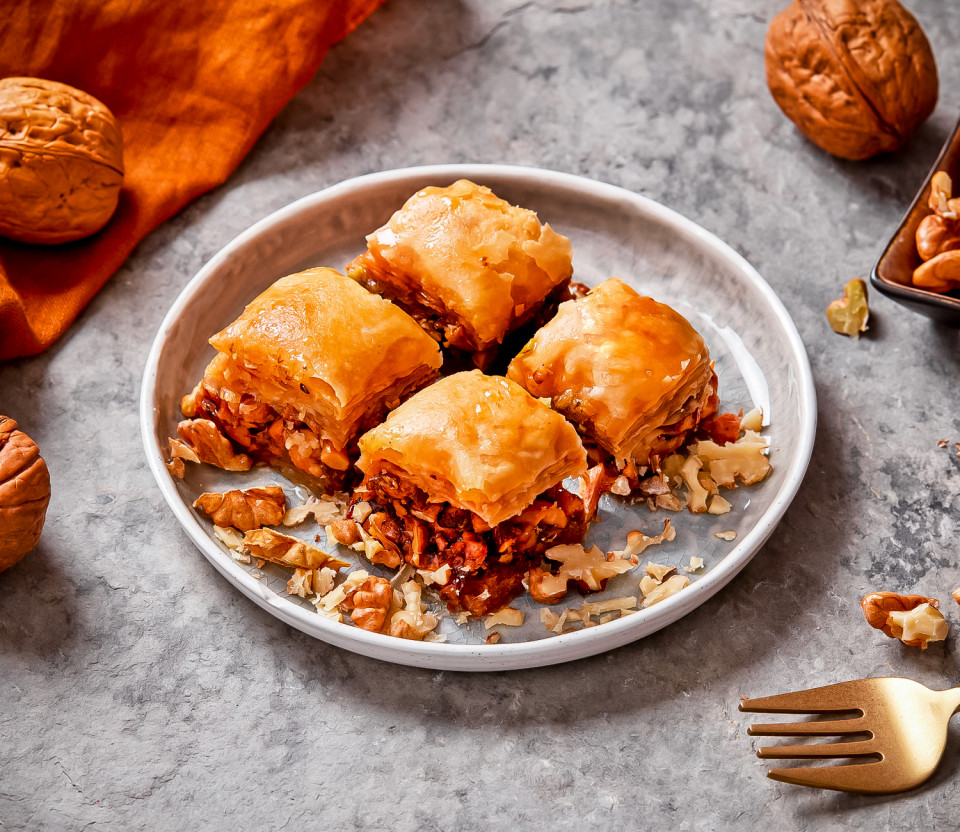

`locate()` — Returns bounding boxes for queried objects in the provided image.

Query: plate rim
[140,163,818,671]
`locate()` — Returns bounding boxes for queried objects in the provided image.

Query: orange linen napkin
[0,0,384,361]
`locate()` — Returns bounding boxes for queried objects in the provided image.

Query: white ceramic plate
[141,164,816,672]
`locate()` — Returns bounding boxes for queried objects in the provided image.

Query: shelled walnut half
[913,172,960,293]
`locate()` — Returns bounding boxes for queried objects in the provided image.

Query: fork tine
[739,681,864,714]
[747,717,866,736]
[767,761,908,795]
[757,739,877,759]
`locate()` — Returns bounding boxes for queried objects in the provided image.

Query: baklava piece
[347,179,575,369]
[507,278,718,505]
[347,371,589,615]
[177,267,442,490]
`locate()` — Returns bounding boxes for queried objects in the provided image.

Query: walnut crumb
[484,607,524,629]
[714,531,737,541]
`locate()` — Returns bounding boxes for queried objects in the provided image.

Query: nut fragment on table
[861,592,948,649]
[193,486,286,531]
[826,279,869,338]
[764,0,938,160]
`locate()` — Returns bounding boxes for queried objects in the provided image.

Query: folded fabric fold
[0,0,384,361]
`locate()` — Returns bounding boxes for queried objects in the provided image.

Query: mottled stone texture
[2,1,960,829]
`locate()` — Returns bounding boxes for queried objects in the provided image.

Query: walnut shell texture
[0,416,51,571]
[765,0,938,160]
[0,77,124,244]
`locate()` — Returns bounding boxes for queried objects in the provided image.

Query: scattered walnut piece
[610,519,676,559]
[695,430,771,488]
[707,495,732,515]
[714,531,737,541]
[241,527,348,571]
[341,576,393,632]
[826,279,869,338]
[540,596,638,634]
[684,556,704,573]
[953,588,960,607]
[193,486,286,532]
[639,575,660,597]
[861,592,947,648]
[527,566,568,605]
[486,633,502,644]
[937,439,949,449]
[484,607,524,629]
[740,408,763,433]
[388,580,438,641]
[540,607,567,634]
[645,562,675,582]
[175,419,252,471]
[314,567,337,597]
[325,518,361,546]
[287,568,315,598]
[213,524,245,551]
[539,542,638,598]
[282,496,344,527]
[680,456,710,513]
[168,437,201,464]
[641,574,690,608]
[166,458,186,479]
[417,563,452,587]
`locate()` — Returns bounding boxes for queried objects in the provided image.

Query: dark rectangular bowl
[871,116,960,324]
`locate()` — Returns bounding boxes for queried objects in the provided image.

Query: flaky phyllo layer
[508,278,716,469]
[180,268,441,486]
[357,371,587,527]
[347,179,574,360]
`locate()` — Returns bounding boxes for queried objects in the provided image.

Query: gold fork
[739,678,960,794]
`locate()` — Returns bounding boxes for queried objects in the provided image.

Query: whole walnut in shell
[0,416,51,572]
[0,77,124,244]
[765,0,938,160]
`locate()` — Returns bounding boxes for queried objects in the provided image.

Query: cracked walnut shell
[0,416,51,572]
[765,0,938,160]
[0,77,124,244]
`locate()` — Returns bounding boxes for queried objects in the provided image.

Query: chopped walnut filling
[182,382,389,489]
[348,469,586,616]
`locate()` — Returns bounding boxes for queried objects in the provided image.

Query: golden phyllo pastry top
[507,278,714,463]
[351,179,573,350]
[357,370,587,527]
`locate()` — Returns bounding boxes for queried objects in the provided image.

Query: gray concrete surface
[2,1,960,828]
